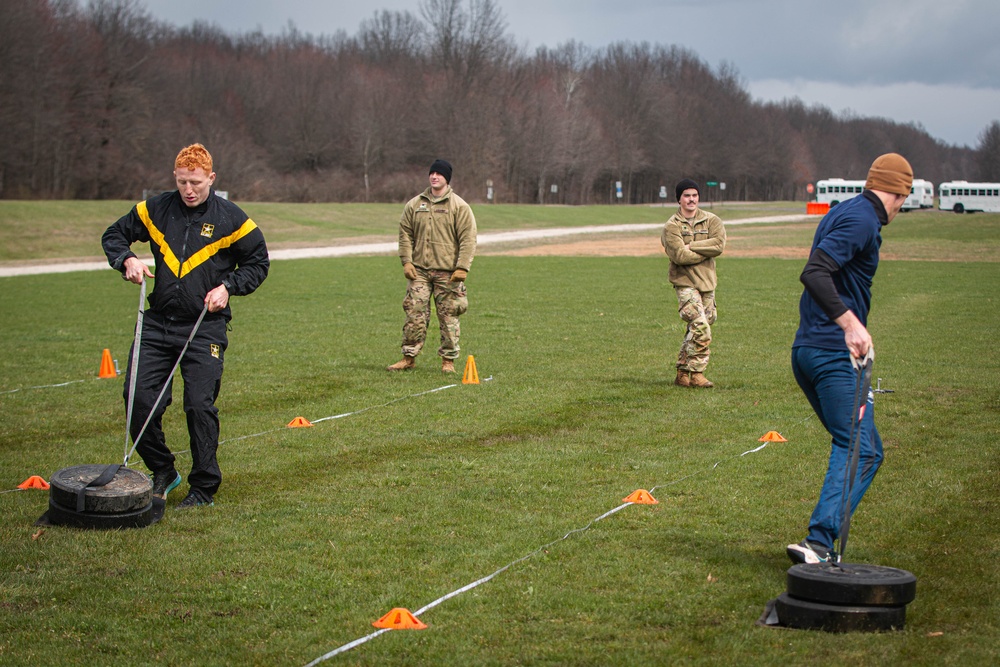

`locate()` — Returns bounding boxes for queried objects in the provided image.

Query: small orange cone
[758,431,787,442]
[372,607,427,630]
[287,416,313,428]
[99,349,117,378]
[462,355,480,384]
[18,475,50,490]
[623,489,658,504]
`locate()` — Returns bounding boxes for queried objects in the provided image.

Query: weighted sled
[49,464,152,514]
[786,562,916,607]
[45,497,155,530]
[774,592,906,633]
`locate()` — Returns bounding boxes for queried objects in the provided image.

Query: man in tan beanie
[786,153,912,564]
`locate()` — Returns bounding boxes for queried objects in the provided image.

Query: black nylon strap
[76,463,122,512]
[838,357,873,560]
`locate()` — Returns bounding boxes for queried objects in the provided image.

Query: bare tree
[80,0,162,198]
[0,0,82,197]
[359,9,423,65]
[976,120,1000,180]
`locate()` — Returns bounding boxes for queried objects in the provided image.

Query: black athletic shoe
[786,540,838,564]
[176,489,214,509]
[152,471,182,500]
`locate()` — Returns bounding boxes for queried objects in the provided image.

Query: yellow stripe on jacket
[135,201,258,279]
[136,201,181,276]
[180,219,259,277]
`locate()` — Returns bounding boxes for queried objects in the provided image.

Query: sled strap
[77,463,122,512]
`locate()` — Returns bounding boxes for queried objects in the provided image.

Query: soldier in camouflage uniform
[661,179,726,388]
[387,159,477,373]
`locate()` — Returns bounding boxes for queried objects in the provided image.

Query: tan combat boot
[441,359,456,374]
[386,356,415,371]
[689,372,714,388]
[674,369,691,387]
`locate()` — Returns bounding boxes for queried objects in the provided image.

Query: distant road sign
[706,181,718,186]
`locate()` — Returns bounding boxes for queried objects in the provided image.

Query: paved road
[0,214,811,277]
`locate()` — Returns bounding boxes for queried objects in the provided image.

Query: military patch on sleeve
[210,344,221,359]
[200,223,215,238]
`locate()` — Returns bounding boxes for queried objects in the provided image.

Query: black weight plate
[45,497,154,530]
[787,562,917,607]
[49,464,152,513]
[775,592,906,633]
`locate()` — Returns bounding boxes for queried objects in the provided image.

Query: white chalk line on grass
[218,379,489,447]
[2,379,491,492]
[302,440,776,666]
[1,378,88,395]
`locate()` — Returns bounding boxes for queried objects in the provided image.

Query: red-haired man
[102,144,269,509]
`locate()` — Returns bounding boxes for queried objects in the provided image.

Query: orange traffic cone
[18,475,50,490]
[758,431,787,442]
[287,416,313,428]
[462,355,480,384]
[98,349,117,378]
[372,608,427,630]
[623,489,659,504]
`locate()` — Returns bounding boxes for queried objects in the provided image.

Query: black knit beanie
[675,178,700,201]
[429,159,453,184]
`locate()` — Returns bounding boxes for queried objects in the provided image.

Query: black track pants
[124,310,228,495]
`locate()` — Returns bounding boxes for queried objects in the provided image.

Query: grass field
[1,203,998,666]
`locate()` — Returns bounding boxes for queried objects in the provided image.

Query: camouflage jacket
[660,208,726,291]
[398,186,477,272]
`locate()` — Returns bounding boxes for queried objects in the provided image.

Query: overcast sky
[141,0,1000,148]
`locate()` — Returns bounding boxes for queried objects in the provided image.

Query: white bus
[938,181,1000,213]
[815,179,865,206]
[902,179,934,210]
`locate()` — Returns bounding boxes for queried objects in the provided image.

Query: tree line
[1,0,996,204]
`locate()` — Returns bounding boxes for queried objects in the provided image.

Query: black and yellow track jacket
[102,190,269,322]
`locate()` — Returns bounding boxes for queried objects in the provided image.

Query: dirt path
[0,214,813,277]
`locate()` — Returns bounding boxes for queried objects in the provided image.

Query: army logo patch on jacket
[210,344,220,359]
[201,223,215,238]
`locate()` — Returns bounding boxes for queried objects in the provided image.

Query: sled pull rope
[123,278,147,462]
[124,303,209,466]
[838,349,874,561]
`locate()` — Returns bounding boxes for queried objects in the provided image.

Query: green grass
[1,207,998,666]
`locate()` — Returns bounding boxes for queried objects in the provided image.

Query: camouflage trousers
[674,286,716,372]
[400,268,468,360]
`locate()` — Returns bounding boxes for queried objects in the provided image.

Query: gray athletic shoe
[786,540,838,564]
